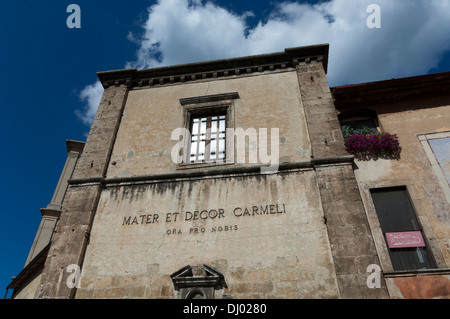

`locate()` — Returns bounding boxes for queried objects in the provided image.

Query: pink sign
[385,231,425,248]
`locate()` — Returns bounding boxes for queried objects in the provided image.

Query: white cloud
[76,80,103,126]
[125,0,252,69]
[77,0,450,126]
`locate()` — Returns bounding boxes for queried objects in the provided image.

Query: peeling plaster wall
[386,274,450,299]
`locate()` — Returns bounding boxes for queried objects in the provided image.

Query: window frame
[338,109,382,134]
[358,181,446,273]
[418,131,450,205]
[370,186,437,271]
[177,93,237,169]
[340,117,379,133]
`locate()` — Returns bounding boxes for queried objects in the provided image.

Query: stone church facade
[7,44,450,299]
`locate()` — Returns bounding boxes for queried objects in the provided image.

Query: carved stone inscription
[122,203,286,235]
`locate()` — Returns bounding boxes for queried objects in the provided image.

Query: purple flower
[344,131,401,160]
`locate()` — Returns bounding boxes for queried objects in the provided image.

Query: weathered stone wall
[296,61,389,298]
[27,46,450,299]
[315,164,389,298]
[73,61,389,299]
[106,71,311,178]
[295,62,347,159]
[36,49,395,298]
[35,84,129,298]
[74,67,342,299]
[76,170,339,299]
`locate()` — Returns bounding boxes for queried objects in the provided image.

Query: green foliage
[341,125,376,139]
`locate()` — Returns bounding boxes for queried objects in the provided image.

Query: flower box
[342,126,401,160]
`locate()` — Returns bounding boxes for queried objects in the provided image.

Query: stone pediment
[170,264,227,299]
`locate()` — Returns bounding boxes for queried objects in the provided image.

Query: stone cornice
[66,139,85,154]
[97,44,329,89]
[66,155,354,188]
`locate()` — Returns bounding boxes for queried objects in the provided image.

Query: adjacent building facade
[7,44,450,299]
[332,73,450,298]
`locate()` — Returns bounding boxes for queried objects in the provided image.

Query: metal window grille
[189,114,226,163]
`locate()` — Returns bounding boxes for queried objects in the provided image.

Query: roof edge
[332,71,450,94]
[6,243,50,291]
[332,70,450,108]
[97,44,329,88]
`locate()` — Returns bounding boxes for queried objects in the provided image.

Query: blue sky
[1,0,449,298]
